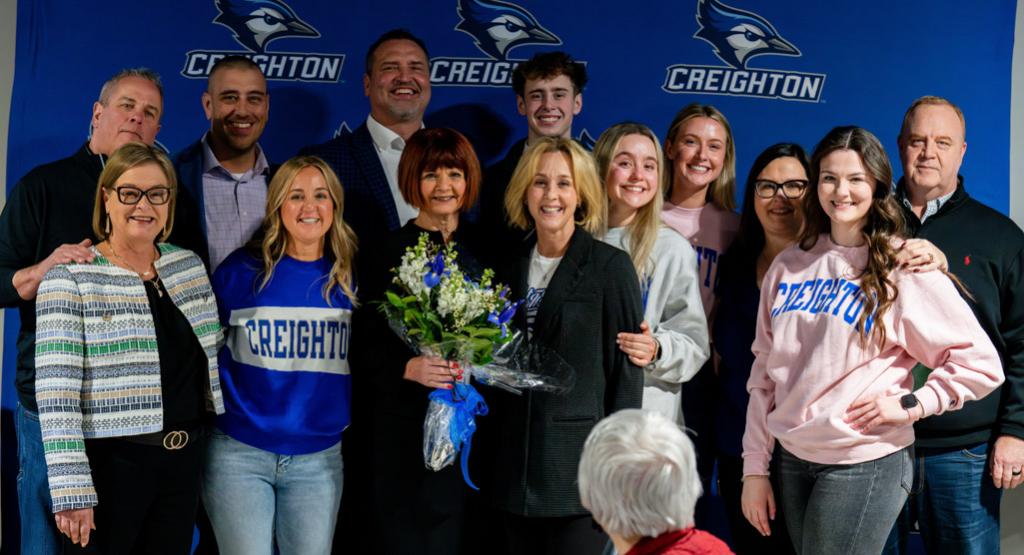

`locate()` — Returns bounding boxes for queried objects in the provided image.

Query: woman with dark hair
[355,127,483,554]
[204,156,358,555]
[488,137,643,554]
[714,143,809,554]
[35,143,223,553]
[740,127,1004,554]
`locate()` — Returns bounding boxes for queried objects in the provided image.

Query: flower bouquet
[380,233,574,489]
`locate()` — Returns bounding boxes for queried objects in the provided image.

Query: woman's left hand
[897,238,947,272]
[845,394,924,433]
[617,321,659,367]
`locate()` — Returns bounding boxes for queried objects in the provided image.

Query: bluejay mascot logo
[694,0,799,69]
[576,129,596,151]
[455,0,561,61]
[662,0,825,102]
[182,0,344,82]
[213,0,319,53]
[432,0,572,87]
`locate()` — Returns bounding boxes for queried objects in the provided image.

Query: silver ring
[1013,468,1022,476]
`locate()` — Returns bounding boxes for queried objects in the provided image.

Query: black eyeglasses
[112,185,172,205]
[754,180,808,199]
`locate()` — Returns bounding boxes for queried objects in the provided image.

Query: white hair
[578,409,702,539]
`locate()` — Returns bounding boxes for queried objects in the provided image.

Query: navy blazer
[300,124,402,255]
[169,138,274,272]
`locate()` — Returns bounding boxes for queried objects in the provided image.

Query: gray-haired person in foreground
[579,409,733,555]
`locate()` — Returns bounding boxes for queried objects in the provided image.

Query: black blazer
[486,226,644,517]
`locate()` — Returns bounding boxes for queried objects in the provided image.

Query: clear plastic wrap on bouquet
[468,330,576,395]
[384,316,576,395]
[382,301,577,490]
[422,383,488,489]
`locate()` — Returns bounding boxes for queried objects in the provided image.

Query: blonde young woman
[660,103,740,525]
[35,143,223,553]
[592,122,709,423]
[204,156,358,555]
[487,137,644,555]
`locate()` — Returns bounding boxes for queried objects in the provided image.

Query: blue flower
[487,300,521,338]
[423,252,445,288]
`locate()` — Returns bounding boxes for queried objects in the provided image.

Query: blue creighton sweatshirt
[212,249,353,455]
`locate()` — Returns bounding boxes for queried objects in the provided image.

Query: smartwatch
[899,393,919,410]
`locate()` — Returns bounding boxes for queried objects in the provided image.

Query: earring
[105,215,111,235]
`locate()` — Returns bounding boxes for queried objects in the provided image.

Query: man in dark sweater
[0,68,163,553]
[884,96,1024,554]
[479,52,587,256]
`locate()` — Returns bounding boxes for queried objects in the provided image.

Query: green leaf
[384,290,404,307]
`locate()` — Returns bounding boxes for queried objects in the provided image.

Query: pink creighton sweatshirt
[742,234,1004,476]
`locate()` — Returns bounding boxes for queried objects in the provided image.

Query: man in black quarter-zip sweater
[0,68,163,553]
[884,96,1024,555]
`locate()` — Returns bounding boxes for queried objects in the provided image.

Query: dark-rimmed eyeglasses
[754,180,808,199]
[112,185,172,205]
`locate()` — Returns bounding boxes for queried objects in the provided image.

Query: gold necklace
[106,242,163,297]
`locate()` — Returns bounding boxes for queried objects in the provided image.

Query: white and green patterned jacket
[35,244,224,512]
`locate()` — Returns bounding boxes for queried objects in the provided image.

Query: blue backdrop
[2,0,1017,551]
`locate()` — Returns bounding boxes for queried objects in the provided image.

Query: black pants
[499,512,607,555]
[717,453,794,555]
[370,410,468,555]
[65,436,206,554]
[681,360,717,529]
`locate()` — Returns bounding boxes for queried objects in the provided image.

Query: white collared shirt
[366,115,419,226]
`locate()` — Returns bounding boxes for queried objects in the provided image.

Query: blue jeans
[777,445,911,555]
[202,428,343,555]
[16,403,63,555]
[883,442,1002,555]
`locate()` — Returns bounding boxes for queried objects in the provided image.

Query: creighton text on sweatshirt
[742,234,1003,476]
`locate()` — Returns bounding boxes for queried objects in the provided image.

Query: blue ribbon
[428,383,489,490]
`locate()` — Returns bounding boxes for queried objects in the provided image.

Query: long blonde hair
[593,122,667,279]
[504,137,606,235]
[664,103,736,210]
[255,156,358,306]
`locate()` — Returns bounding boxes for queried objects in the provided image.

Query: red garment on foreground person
[626,527,734,555]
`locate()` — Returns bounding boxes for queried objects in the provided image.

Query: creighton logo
[182,0,345,83]
[663,0,826,102]
[432,0,564,87]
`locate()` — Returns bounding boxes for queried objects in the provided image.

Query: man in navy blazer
[170,56,271,273]
[300,29,431,257]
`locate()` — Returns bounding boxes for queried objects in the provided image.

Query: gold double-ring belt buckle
[162,430,190,450]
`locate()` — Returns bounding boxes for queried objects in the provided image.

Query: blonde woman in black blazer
[485,137,644,555]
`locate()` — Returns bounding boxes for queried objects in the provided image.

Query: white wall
[1000,4,1024,551]
[0,0,16,547]
[0,0,1020,551]
[0,0,15,398]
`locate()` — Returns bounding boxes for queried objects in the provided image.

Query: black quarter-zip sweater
[899,177,1024,449]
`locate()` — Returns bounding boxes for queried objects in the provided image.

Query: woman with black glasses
[713,143,809,554]
[35,142,223,553]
